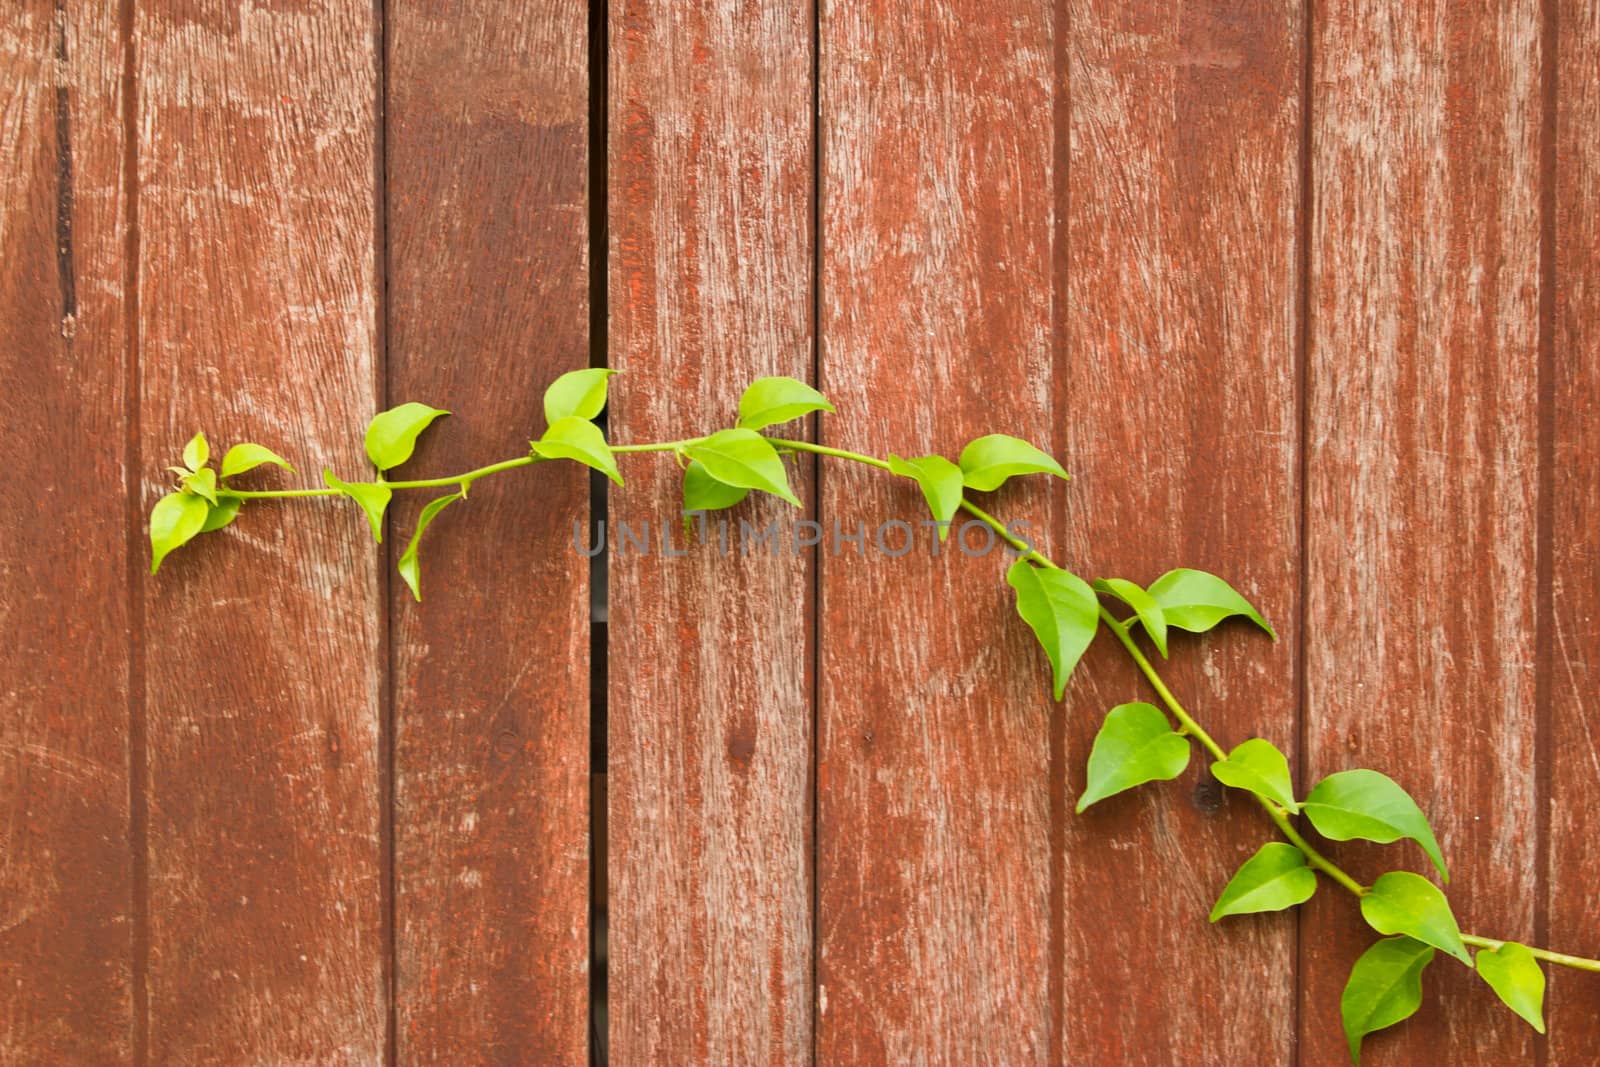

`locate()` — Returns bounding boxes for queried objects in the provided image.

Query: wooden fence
[2,0,1596,1063]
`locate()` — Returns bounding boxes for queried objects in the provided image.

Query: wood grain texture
[607,0,814,1061]
[137,3,385,1060]
[1303,1,1545,1062]
[1548,1,1600,1060]
[1059,3,1303,1062]
[387,1,591,1061]
[0,4,132,1060]
[816,1,1055,1059]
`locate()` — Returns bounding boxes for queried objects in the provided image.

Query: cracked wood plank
[0,2,132,1059]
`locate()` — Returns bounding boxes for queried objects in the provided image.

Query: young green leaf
[1005,561,1099,700]
[682,428,800,506]
[1303,769,1448,882]
[220,443,295,478]
[1341,936,1436,1065]
[323,469,393,543]
[1475,942,1546,1033]
[1146,568,1276,639]
[1209,842,1318,922]
[1076,701,1191,813]
[543,368,616,425]
[532,416,623,485]
[1358,871,1470,965]
[182,431,209,471]
[365,402,450,471]
[682,460,749,516]
[199,497,242,533]
[736,375,835,430]
[888,454,963,537]
[957,434,1069,492]
[1094,577,1169,657]
[149,491,210,574]
[397,492,463,602]
[1211,738,1299,812]
[181,467,219,506]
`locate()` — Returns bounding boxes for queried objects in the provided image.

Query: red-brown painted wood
[387,1,591,1060]
[1059,3,1304,1062]
[816,1,1056,1059]
[1549,1,1600,1061]
[607,1,815,1061]
[0,4,132,1060]
[137,3,386,1059]
[1302,1,1545,1062]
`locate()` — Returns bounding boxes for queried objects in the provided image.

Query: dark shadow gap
[1291,4,1315,1066]
[587,0,610,1062]
[375,0,396,1063]
[117,0,149,1060]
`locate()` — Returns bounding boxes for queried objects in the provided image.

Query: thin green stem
[203,425,1600,974]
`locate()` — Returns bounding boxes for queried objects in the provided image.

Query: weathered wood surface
[1060,2,1304,1063]
[607,0,815,1061]
[816,1,1056,1059]
[0,4,132,1061]
[1303,1,1546,1062]
[136,3,386,1061]
[1549,2,1600,1063]
[387,1,591,1061]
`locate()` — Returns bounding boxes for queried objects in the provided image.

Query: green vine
[151,369,1597,1061]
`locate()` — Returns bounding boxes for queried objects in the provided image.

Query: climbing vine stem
[150,369,1600,1059]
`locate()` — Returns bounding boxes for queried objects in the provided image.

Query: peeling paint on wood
[1303,1,1545,1062]
[608,0,815,1062]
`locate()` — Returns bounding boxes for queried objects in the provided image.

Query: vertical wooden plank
[1549,0,1600,1059]
[0,4,131,1060]
[608,0,814,1060]
[387,1,590,1060]
[1060,3,1303,1062]
[137,3,385,1060]
[816,2,1055,1060]
[1304,1,1544,1062]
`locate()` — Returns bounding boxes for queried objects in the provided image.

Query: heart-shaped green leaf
[957,434,1069,492]
[181,467,218,506]
[149,491,210,574]
[1076,701,1190,812]
[1146,568,1275,639]
[398,492,463,601]
[324,469,393,543]
[182,431,209,471]
[199,497,242,533]
[1006,560,1099,700]
[1359,871,1470,965]
[1211,738,1299,812]
[1094,577,1169,657]
[532,416,623,485]
[543,368,616,425]
[365,402,450,471]
[1303,769,1448,881]
[683,460,748,515]
[1342,936,1435,1064]
[1475,941,1545,1033]
[220,442,295,478]
[736,376,835,430]
[888,453,963,537]
[682,428,799,506]
[1209,842,1318,921]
